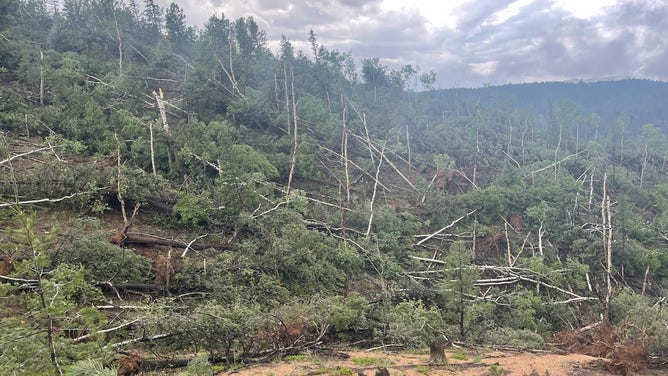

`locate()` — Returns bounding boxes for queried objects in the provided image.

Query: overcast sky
[156,0,668,88]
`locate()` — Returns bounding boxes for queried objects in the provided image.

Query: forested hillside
[439,79,668,129]
[1,1,667,375]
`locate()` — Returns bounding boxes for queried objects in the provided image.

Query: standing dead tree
[109,133,141,246]
[341,95,351,203]
[286,68,298,196]
[602,173,613,324]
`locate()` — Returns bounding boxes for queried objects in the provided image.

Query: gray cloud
[156,0,668,88]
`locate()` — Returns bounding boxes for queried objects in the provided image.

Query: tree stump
[429,339,447,364]
[117,351,143,376]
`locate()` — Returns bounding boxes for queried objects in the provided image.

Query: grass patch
[351,356,388,367]
[488,364,507,376]
[210,362,244,373]
[415,364,431,375]
[283,354,310,362]
[310,366,355,375]
[449,352,469,361]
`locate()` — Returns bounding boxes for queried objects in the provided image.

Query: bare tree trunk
[505,221,512,267]
[152,88,173,171]
[39,50,44,105]
[588,172,594,210]
[507,117,512,154]
[149,121,156,176]
[640,144,648,188]
[416,210,476,246]
[153,88,169,134]
[537,223,545,256]
[115,132,128,224]
[341,98,350,203]
[113,5,123,75]
[420,170,439,205]
[575,121,580,158]
[283,61,291,135]
[405,123,412,171]
[472,218,477,260]
[325,90,332,113]
[286,69,298,196]
[366,143,385,237]
[602,173,613,324]
[109,132,142,246]
[362,112,375,166]
[641,265,650,296]
[521,116,528,165]
[473,125,479,187]
[228,36,237,93]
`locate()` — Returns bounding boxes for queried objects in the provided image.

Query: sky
[156,0,668,88]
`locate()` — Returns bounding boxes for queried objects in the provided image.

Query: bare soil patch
[214,348,644,376]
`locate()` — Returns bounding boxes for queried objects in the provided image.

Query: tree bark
[283,61,291,135]
[149,120,156,176]
[153,88,169,134]
[429,339,447,364]
[341,98,350,203]
[120,233,228,251]
[286,68,298,196]
[602,173,613,324]
[641,265,650,296]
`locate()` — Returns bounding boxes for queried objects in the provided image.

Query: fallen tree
[120,233,227,251]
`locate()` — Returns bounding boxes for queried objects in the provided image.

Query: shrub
[65,359,116,376]
[380,300,445,348]
[325,292,369,334]
[611,289,668,357]
[54,232,153,283]
[483,327,545,350]
[172,193,213,228]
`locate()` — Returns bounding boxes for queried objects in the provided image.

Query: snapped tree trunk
[429,339,447,364]
[153,88,169,134]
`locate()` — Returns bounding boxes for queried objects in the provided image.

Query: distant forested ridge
[434,79,668,129]
[1,1,667,375]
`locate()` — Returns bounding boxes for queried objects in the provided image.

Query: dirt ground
[216,348,662,376]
